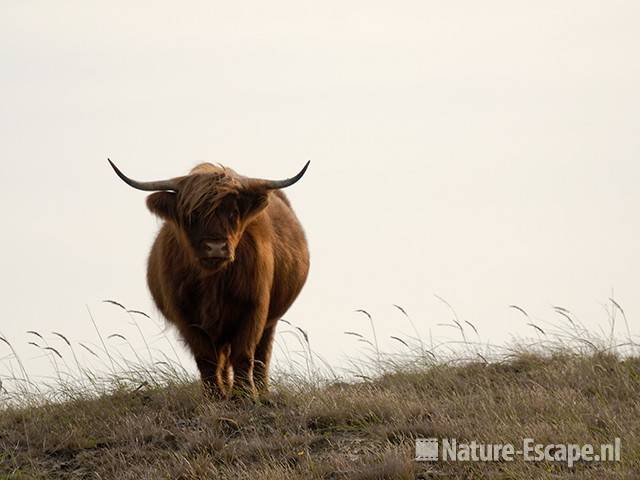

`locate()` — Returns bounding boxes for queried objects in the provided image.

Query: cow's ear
[238,191,269,218]
[146,192,177,221]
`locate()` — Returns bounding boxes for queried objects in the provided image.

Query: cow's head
[109,159,309,272]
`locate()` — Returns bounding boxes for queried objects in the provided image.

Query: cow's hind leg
[253,323,277,394]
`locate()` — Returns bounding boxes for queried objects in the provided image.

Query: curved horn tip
[290,159,311,182]
[291,159,311,183]
[107,158,130,184]
[279,159,310,189]
[107,158,123,174]
[254,160,312,190]
[107,157,120,174]
[107,158,179,192]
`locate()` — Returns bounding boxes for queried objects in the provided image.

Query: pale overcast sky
[1,1,639,379]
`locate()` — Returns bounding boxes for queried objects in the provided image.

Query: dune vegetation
[1,302,639,479]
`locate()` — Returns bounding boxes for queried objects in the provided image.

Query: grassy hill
[1,350,639,479]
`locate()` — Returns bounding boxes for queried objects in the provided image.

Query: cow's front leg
[230,352,256,399]
[229,305,268,400]
[178,323,227,400]
[195,355,226,400]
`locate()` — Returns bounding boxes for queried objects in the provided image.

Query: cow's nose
[203,240,229,258]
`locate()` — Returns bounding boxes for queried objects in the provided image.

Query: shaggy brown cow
[108,159,310,399]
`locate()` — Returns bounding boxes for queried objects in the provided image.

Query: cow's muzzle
[202,240,232,260]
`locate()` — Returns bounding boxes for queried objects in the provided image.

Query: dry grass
[1,299,639,478]
[1,350,639,479]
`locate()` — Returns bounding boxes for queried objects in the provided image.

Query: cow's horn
[252,160,310,190]
[108,159,180,192]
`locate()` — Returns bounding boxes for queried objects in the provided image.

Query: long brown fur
[143,163,309,399]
